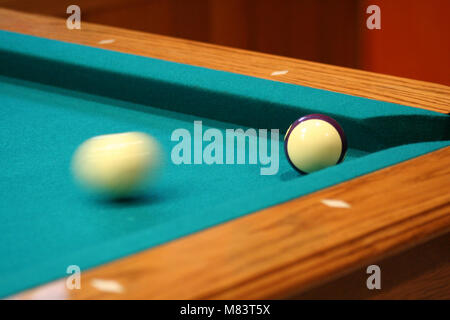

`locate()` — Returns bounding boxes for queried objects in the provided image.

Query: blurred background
[1,0,449,85]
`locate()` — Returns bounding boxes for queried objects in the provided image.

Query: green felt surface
[0,31,449,297]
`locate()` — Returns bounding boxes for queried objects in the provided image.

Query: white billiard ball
[284,114,347,174]
[71,132,163,198]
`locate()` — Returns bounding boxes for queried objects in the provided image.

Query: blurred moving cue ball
[284,114,347,174]
[71,132,163,198]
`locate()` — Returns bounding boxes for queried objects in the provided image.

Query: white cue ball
[71,132,163,198]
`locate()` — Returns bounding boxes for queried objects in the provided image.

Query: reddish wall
[359,0,450,85]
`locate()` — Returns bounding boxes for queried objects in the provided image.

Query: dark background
[2,0,449,85]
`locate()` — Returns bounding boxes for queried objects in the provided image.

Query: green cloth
[0,31,448,297]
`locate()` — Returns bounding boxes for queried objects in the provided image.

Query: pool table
[1,9,449,300]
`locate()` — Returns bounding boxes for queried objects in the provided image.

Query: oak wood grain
[2,9,449,299]
[0,8,449,114]
[294,232,450,299]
